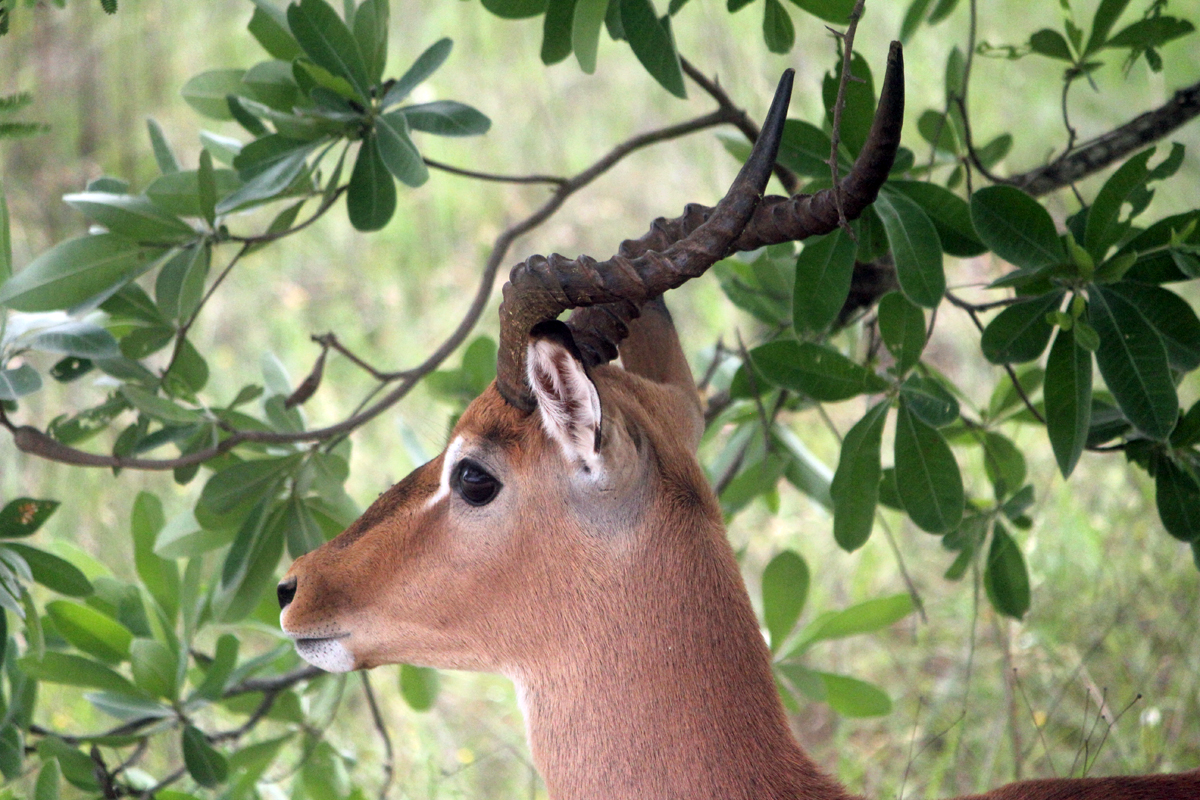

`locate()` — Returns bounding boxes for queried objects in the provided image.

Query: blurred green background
[2,0,1199,797]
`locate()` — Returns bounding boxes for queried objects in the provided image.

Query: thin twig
[1015,667,1058,777]
[876,512,928,622]
[314,332,414,382]
[423,156,567,187]
[826,0,868,239]
[360,673,395,800]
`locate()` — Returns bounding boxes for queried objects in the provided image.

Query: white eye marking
[424,436,464,510]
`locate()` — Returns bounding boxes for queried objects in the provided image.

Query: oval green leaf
[875,189,945,308]
[793,229,855,335]
[348,133,399,230]
[980,291,1063,364]
[970,185,1064,271]
[894,401,964,533]
[830,401,888,552]
[0,234,157,312]
[182,725,228,787]
[877,291,926,375]
[1154,453,1200,543]
[401,101,491,138]
[1089,285,1177,440]
[984,522,1030,619]
[400,664,440,711]
[752,340,889,402]
[2,544,92,596]
[761,549,810,651]
[1044,326,1093,478]
[46,600,133,664]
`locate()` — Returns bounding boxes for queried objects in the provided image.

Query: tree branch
[4,107,743,470]
[423,156,567,187]
[1009,79,1200,197]
[826,0,868,238]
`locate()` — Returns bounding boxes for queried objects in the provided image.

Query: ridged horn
[568,42,905,368]
[495,68,796,411]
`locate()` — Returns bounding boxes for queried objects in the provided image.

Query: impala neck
[512,514,855,800]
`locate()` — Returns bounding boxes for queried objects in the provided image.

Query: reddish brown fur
[281,304,1196,799]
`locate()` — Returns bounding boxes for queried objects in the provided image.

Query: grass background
[2,0,1199,797]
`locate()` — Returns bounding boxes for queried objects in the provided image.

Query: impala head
[278,48,905,680]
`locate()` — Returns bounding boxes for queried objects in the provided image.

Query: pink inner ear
[527,338,602,465]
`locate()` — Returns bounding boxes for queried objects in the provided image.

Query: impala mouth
[289,632,356,673]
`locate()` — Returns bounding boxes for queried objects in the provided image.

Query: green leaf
[762,0,794,53]
[155,244,210,322]
[900,0,933,42]
[0,725,22,781]
[1089,285,1177,440]
[287,0,371,101]
[1044,326,1092,478]
[917,110,958,154]
[130,638,178,699]
[801,594,913,648]
[198,456,298,523]
[194,633,239,700]
[792,229,855,334]
[776,120,835,177]
[1154,454,1200,543]
[621,0,686,99]
[887,180,985,257]
[85,691,175,721]
[182,725,228,787]
[830,402,888,551]
[348,133,399,230]
[249,0,303,60]
[35,759,61,800]
[46,600,133,664]
[119,385,202,425]
[875,189,944,308]
[353,0,389,83]
[761,550,809,651]
[752,340,889,401]
[980,291,1063,364]
[2,544,92,596]
[214,501,286,622]
[982,431,1026,498]
[481,0,547,19]
[542,0,576,65]
[0,234,157,312]
[146,118,180,174]
[900,375,959,427]
[1029,28,1074,61]
[572,0,607,72]
[36,739,102,791]
[970,186,1064,271]
[383,38,452,108]
[782,0,856,23]
[1084,148,1155,260]
[720,452,787,516]
[401,101,491,137]
[877,291,926,375]
[821,51,875,156]
[0,498,57,538]
[218,137,319,214]
[400,664,440,711]
[818,672,891,717]
[984,522,1030,619]
[0,180,10,284]
[894,401,964,533]
[27,320,119,358]
[1085,0,1131,55]
[18,652,138,694]
[131,492,179,620]
[145,169,242,217]
[0,364,41,399]
[181,70,247,120]
[1105,16,1194,51]
[1106,281,1200,372]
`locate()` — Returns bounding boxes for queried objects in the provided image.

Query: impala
[278,43,1199,800]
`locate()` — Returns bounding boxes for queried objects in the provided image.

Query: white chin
[294,637,356,673]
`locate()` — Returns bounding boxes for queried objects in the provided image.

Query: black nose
[277,576,297,609]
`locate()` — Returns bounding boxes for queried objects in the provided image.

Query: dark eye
[455,460,501,506]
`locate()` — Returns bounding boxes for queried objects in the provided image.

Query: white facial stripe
[424,436,464,510]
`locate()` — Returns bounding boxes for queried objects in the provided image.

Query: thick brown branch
[1009,79,1200,197]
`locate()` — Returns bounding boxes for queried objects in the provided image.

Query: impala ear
[527,320,602,471]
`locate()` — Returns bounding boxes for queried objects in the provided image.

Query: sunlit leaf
[762,550,809,650]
